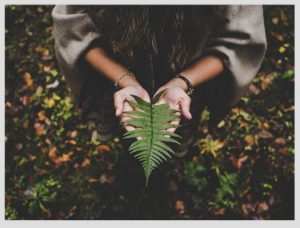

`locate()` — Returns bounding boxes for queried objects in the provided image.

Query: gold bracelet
[114,72,136,89]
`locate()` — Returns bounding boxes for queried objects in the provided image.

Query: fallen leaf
[67,140,77,145]
[36,86,43,96]
[256,130,273,139]
[245,135,255,146]
[43,65,51,73]
[256,202,269,213]
[34,122,45,135]
[81,158,90,167]
[48,147,58,159]
[46,80,59,89]
[99,174,116,184]
[20,96,32,106]
[272,17,279,24]
[23,72,33,87]
[68,130,78,138]
[37,111,46,121]
[283,106,294,112]
[275,137,286,145]
[237,155,248,169]
[96,144,111,152]
[44,97,55,108]
[213,207,225,216]
[88,178,98,183]
[175,200,185,215]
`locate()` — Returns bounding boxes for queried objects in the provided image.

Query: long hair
[88,5,227,71]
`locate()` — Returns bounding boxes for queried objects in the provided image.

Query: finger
[114,93,126,117]
[180,97,192,119]
[167,117,181,133]
[121,102,136,132]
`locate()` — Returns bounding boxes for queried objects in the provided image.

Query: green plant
[122,89,181,186]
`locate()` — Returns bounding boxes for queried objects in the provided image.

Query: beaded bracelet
[114,72,136,89]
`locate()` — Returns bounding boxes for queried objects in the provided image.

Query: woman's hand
[114,85,150,132]
[154,78,192,132]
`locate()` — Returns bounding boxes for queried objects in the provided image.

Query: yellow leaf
[52,93,61,100]
[44,97,55,108]
[88,178,98,183]
[43,65,51,73]
[36,86,43,96]
[279,46,286,53]
[23,72,33,87]
[18,159,26,166]
[244,135,255,146]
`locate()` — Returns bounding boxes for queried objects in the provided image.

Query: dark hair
[88,5,227,70]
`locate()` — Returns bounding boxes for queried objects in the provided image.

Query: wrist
[162,77,189,93]
[118,77,141,89]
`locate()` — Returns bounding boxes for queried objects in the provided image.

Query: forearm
[84,46,140,89]
[164,55,225,91]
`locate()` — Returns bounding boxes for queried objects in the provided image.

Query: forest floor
[5,5,294,219]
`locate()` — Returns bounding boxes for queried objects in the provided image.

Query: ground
[5,5,294,219]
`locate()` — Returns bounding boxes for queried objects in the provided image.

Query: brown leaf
[34,122,45,135]
[81,158,90,167]
[237,155,248,169]
[283,106,294,112]
[275,137,286,145]
[67,140,77,145]
[213,208,225,216]
[249,84,260,95]
[20,96,32,106]
[175,200,185,215]
[48,147,58,159]
[68,130,78,138]
[256,130,273,139]
[168,180,178,192]
[96,144,111,152]
[272,17,279,24]
[99,174,116,184]
[256,202,269,214]
[23,72,33,87]
[37,111,46,121]
[279,147,289,155]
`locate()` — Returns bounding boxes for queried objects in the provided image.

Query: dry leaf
[96,144,111,152]
[245,135,255,146]
[175,200,185,215]
[23,72,33,87]
[275,137,286,145]
[81,158,90,167]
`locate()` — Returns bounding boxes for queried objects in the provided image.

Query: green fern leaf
[122,88,182,186]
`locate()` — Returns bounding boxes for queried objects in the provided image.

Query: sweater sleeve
[202,5,267,125]
[52,5,103,103]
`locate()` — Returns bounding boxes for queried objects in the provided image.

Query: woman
[52,5,267,157]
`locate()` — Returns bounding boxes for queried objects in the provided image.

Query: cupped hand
[154,84,192,133]
[113,85,150,132]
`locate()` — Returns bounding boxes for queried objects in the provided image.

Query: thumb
[114,94,126,117]
[179,98,192,120]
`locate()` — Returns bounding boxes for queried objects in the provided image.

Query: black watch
[175,73,194,96]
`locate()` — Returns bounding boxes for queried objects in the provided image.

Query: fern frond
[122,89,182,186]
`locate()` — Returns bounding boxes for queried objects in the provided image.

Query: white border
[1,1,298,227]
